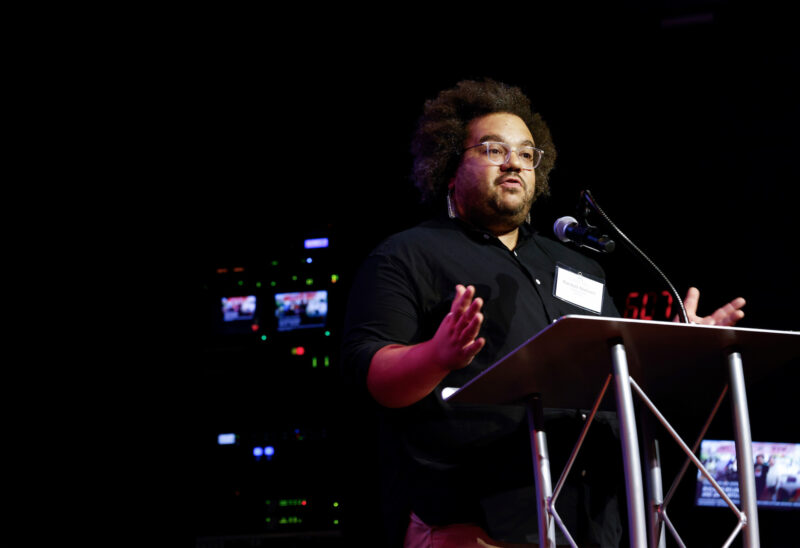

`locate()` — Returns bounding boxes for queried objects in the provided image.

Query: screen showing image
[221,295,257,322]
[695,439,800,509]
[274,290,328,332]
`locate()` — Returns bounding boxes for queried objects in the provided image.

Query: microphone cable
[580,189,689,324]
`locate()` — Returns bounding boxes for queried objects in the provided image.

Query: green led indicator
[237,280,244,286]
[305,278,313,285]
[270,281,277,287]
[331,274,339,283]
[261,335,267,341]
[278,498,307,507]
[333,519,339,525]
[265,517,272,523]
[312,357,318,368]
[324,330,331,337]
[256,281,262,288]
[333,502,339,508]
[271,260,279,266]
[324,356,330,367]
[292,275,298,281]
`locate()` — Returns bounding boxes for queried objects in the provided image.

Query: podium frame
[445,315,799,548]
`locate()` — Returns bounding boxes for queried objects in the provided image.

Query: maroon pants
[403,512,538,548]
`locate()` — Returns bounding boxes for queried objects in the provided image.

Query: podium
[444,315,800,548]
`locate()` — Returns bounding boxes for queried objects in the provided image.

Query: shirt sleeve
[340,250,424,391]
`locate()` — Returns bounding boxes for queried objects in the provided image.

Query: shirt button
[535,279,541,285]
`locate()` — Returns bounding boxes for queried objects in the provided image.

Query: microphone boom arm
[580,190,690,324]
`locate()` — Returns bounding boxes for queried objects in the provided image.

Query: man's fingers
[450,284,467,314]
[684,286,700,316]
[454,297,483,331]
[712,298,746,325]
[457,312,484,346]
[461,337,486,360]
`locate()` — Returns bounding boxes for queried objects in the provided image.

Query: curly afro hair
[410,78,556,206]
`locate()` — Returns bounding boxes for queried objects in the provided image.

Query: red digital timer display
[624,290,674,321]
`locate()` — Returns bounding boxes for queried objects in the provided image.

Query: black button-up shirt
[342,215,621,533]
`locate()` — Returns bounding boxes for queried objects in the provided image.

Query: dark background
[179,2,798,546]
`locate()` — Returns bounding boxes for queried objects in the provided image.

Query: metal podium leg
[642,432,666,548]
[526,394,556,548]
[610,342,648,548]
[727,350,760,548]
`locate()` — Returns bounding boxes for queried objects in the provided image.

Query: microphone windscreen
[553,216,578,242]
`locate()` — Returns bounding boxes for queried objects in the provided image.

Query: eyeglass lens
[484,142,541,168]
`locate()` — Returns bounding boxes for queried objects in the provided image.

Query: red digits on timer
[624,290,673,320]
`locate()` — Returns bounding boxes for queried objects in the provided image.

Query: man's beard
[472,192,534,233]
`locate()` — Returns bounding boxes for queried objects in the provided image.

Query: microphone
[553,216,616,253]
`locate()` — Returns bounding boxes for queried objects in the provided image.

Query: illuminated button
[217,433,236,445]
[304,237,329,249]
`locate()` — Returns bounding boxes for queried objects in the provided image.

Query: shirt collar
[448,216,534,249]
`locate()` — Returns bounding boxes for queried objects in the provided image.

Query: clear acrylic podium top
[444,315,799,411]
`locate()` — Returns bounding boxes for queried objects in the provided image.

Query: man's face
[449,112,537,233]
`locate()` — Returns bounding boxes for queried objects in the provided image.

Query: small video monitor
[274,290,328,332]
[221,295,257,322]
[695,439,800,510]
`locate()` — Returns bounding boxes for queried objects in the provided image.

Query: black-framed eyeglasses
[463,141,544,170]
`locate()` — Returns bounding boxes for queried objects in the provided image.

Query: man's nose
[502,150,524,170]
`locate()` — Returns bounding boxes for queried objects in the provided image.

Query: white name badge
[553,263,605,314]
